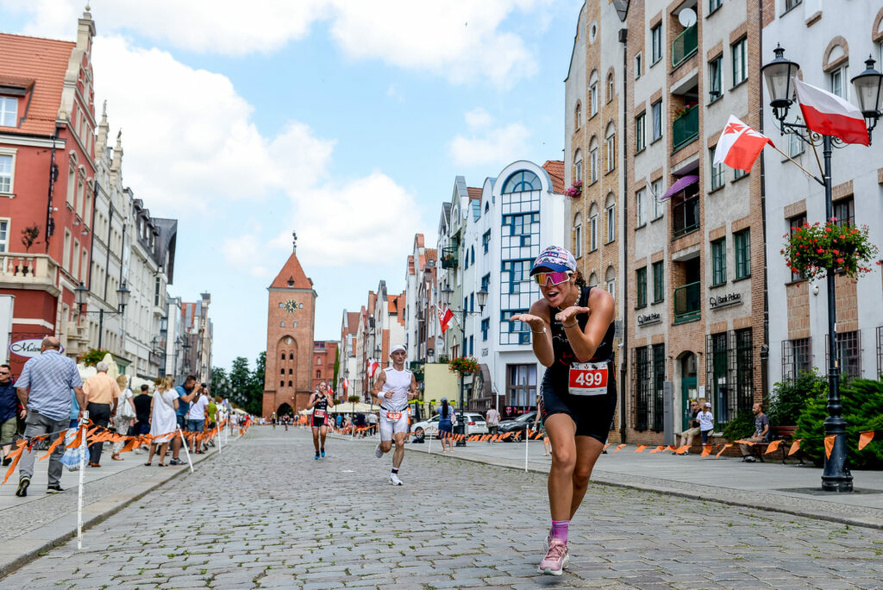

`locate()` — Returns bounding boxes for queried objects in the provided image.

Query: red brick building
[262,237,317,418]
[0,11,98,374]
[310,340,338,396]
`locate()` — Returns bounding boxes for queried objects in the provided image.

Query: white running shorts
[379,409,409,441]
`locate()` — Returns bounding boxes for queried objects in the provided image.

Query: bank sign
[9,339,62,358]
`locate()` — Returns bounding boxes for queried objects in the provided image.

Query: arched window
[605,123,616,173]
[589,70,599,116]
[280,368,284,375]
[316,370,321,378]
[605,266,616,297]
[281,352,286,361]
[588,272,599,287]
[289,368,293,375]
[605,192,616,243]
[289,352,294,360]
[501,170,540,193]
[574,149,583,184]
[589,203,599,251]
[589,137,599,183]
[607,71,615,103]
[316,357,322,365]
[280,380,284,387]
[572,213,583,258]
[575,101,582,129]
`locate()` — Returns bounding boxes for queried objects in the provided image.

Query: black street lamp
[75,281,130,350]
[762,46,882,492]
[441,286,488,446]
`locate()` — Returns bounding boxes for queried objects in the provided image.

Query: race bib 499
[568,362,608,396]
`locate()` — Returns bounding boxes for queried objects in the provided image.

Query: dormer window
[0,97,18,127]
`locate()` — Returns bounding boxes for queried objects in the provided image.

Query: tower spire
[292,231,297,253]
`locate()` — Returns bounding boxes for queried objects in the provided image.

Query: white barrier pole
[427,430,433,455]
[217,422,222,454]
[524,428,529,472]
[77,411,89,550]
[179,428,194,473]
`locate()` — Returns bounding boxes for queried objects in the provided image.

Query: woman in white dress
[146,376,178,466]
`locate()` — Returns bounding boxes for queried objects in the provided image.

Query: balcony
[672,194,700,238]
[441,246,459,269]
[671,25,698,68]
[674,281,701,324]
[672,105,699,151]
[0,253,60,295]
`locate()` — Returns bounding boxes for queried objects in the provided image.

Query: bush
[79,348,111,367]
[795,378,883,469]
[768,369,827,426]
[722,408,756,441]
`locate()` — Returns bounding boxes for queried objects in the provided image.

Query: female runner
[512,245,616,576]
[307,382,334,459]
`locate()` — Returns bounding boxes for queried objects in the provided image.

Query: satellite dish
[678,8,697,28]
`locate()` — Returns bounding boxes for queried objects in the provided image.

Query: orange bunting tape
[824,435,836,459]
[858,431,875,451]
[764,440,782,455]
[716,443,733,458]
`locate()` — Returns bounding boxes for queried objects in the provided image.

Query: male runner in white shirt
[372,345,417,485]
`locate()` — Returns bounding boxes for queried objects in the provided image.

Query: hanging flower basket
[565,180,582,198]
[781,219,879,281]
[448,356,479,377]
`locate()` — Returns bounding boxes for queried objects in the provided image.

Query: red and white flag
[794,78,869,146]
[367,359,379,379]
[342,378,349,391]
[438,306,454,335]
[713,115,774,172]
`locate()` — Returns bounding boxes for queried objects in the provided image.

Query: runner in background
[307,382,333,459]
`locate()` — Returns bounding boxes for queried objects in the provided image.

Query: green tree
[332,348,340,391]
[228,356,251,408]
[245,351,266,416]
[211,367,231,400]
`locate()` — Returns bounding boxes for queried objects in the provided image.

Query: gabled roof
[0,33,75,136]
[467,187,482,201]
[346,312,360,335]
[543,160,565,194]
[269,251,313,289]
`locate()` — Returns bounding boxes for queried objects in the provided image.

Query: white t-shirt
[188,395,209,420]
[697,410,714,432]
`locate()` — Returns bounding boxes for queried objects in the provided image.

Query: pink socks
[550,519,570,544]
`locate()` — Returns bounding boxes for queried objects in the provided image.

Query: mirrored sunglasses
[533,271,572,286]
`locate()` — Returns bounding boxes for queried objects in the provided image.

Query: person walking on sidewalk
[307,382,333,459]
[146,377,178,466]
[82,361,120,467]
[15,337,85,496]
[697,402,715,452]
[486,406,500,437]
[111,375,134,461]
[437,397,455,453]
[187,388,209,454]
[0,363,24,466]
[372,345,417,486]
[511,246,617,576]
[170,376,200,466]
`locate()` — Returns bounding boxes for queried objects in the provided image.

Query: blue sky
[0,0,581,369]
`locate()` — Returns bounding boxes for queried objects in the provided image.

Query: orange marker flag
[602,442,611,452]
[764,440,782,455]
[39,434,67,461]
[614,443,627,453]
[734,439,754,446]
[788,439,801,456]
[501,432,512,439]
[675,445,690,454]
[858,431,875,451]
[66,427,84,449]
[824,435,836,458]
[716,443,733,458]
[634,445,648,453]
[121,437,140,453]
[665,445,677,452]
[2,440,27,484]
[649,445,664,454]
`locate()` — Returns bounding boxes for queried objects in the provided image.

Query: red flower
[837,258,844,264]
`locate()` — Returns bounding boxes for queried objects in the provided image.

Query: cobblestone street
[3,427,883,589]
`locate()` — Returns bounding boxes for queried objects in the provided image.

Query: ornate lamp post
[75,281,130,350]
[762,46,882,492]
[440,287,488,446]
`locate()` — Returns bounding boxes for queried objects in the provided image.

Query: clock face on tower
[283,299,299,314]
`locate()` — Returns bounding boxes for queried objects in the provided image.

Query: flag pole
[769,143,824,185]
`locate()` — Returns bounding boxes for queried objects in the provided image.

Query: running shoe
[15,476,30,497]
[314,453,320,460]
[46,484,64,494]
[389,473,403,486]
[374,444,383,458]
[538,539,569,576]
[321,449,325,458]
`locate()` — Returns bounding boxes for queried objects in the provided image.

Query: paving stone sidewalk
[3,427,883,589]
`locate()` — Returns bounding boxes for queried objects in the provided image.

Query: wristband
[563,322,578,329]
[532,327,546,335]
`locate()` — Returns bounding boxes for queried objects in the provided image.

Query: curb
[0,437,240,580]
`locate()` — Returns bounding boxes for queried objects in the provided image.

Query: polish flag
[713,115,774,172]
[342,378,349,391]
[438,306,454,335]
[794,78,869,146]
[367,359,380,379]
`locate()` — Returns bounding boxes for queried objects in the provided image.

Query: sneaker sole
[15,479,29,497]
[538,553,569,576]
[46,489,63,494]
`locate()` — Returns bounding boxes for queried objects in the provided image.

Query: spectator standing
[15,337,85,496]
[146,376,178,466]
[437,398,455,453]
[697,402,715,451]
[111,376,135,461]
[486,406,500,436]
[82,361,121,467]
[740,402,771,462]
[206,396,218,447]
[187,389,209,454]
[132,384,152,436]
[366,411,377,436]
[170,376,200,466]
[0,364,24,466]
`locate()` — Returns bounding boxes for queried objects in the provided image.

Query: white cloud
[2,0,549,86]
[464,108,494,129]
[449,120,531,168]
[221,234,274,278]
[91,35,335,212]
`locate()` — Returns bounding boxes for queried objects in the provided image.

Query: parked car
[497,411,539,440]
[410,412,489,439]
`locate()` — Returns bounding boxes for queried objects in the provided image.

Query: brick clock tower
[262,233,317,418]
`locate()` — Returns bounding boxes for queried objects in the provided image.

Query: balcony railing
[671,25,698,68]
[0,253,60,294]
[441,246,459,269]
[672,105,699,151]
[674,281,702,324]
[672,195,700,238]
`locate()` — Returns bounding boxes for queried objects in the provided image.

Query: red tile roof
[0,33,75,136]
[269,252,313,289]
[346,312,360,335]
[467,187,482,201]
[543,160,565,194]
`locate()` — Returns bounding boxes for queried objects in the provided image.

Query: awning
[661,175,699,200]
